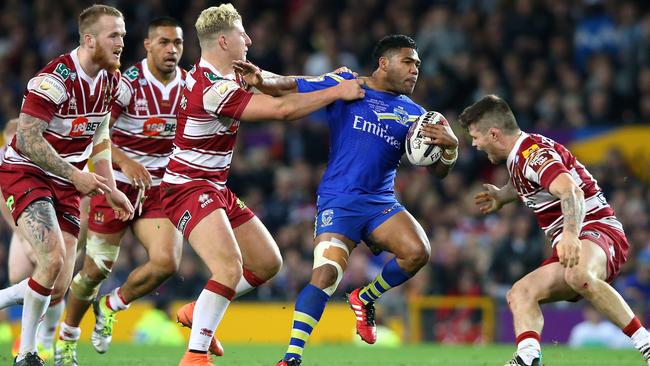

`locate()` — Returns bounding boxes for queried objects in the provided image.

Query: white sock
[631,328,650,352]
[37,299,64,348]
[517,338,541,365]
[18,279,51,358]
[187,283,232,352]
[59,322,81,341]
[107,287,130,311]
[234,276,255,299]
[0,279,28,309]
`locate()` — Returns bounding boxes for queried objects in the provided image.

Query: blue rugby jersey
[296,72,425,203]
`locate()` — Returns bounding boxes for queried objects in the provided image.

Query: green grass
[1,342,646,365]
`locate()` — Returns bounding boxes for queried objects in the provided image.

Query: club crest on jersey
[198,193,214,208]
[68,96,77,113]
[321,209,334,227]
[393,106,410,126]
[135,98,148,112]
[69,72,77,81]
[522,144,540,159]
[138,78,147,86]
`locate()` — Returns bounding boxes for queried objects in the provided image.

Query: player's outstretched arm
[474,181,518,214]
[240,79,364,121]
[549,173,585,268]
[233,60,297,96]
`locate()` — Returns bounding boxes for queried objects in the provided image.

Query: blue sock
[284,284,330,360]
[358,257,412,304]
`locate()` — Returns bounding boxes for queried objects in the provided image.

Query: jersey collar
[506,132,529,168]
[141,58,181,100]
[199,58,236,81]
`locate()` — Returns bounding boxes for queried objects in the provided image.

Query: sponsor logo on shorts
[236,198,247,210]
[62,212,80,227]
[321,209,334,227]
[581,230,601,239]
[198,193,213,209]
[178,210,192,234]
[382,203,400,214]
[6,195,14,213]
[93,211,105,224]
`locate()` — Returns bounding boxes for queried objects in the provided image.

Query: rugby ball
[405,111,445,166]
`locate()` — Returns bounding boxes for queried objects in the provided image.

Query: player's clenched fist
[336,79,365,100]
[71,170,113,197]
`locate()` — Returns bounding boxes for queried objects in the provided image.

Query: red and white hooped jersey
[507,132,624,245]
[111,59,186,185]
[162,58,253,189]
[3,48,120,186]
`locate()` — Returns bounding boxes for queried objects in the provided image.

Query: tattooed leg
[17,198,66,288]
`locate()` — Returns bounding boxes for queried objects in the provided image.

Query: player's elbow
[274,100,298,120]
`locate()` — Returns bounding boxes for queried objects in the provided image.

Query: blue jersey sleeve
[296,71,355,93]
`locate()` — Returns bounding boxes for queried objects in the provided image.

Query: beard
[92,42,120,72]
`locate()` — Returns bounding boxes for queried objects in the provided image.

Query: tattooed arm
[16,112,112,196]
[549,173,586,268]
[16,113,77,180]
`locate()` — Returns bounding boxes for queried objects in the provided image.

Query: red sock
[623,317,643,337]
[516,330,541,344]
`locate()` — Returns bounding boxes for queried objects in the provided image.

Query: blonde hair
[78,4,123,43]
[195,4,242,47]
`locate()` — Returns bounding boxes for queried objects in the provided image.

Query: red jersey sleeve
[203,79,253,120]
[523,147,570,189]
[21,74,68,122]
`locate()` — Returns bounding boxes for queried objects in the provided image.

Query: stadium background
[0,0,650,353]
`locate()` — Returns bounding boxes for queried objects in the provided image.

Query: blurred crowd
[0,0,649,341]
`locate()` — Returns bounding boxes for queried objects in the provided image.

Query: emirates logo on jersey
[70,116,89,137]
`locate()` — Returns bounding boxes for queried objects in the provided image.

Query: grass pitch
[1,342,645,365]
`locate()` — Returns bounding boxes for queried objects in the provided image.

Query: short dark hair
[147,16,181,36]
[372,34,417,67]
[458,94,520,134]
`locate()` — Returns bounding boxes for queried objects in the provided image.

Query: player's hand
[474,184,504,214]
[556,233,581,268]
[71,170,112,197]
[421,122,458,149]
[336,79,365,101]
[330,66,358,77]
[233,60,263,87]
[106,189,134,221]
[119,157,152,189]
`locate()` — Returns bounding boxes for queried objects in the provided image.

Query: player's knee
[401,242,430,272]
[260,252,283,280]
[150,255,180,280]
[311,265,339,289]
[564,267,596,294]
[312,238,350,296]
[506,281,531,307]
[219,261,244,284]
[85,234,119,277]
